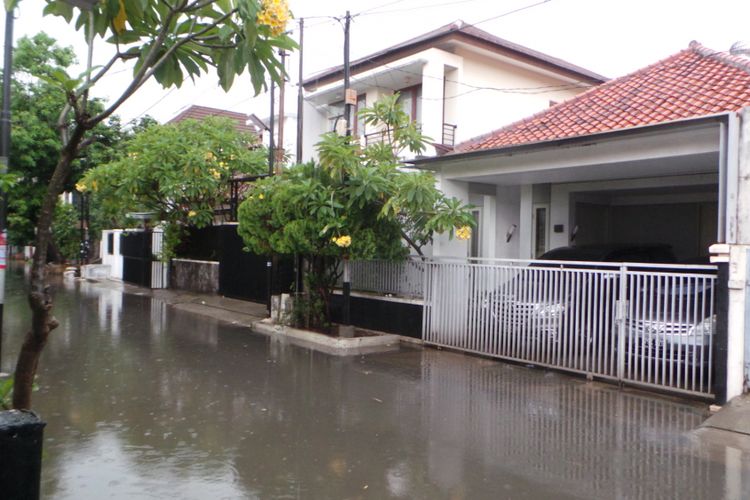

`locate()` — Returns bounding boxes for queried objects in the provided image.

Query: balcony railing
[442,123,457,147]
[363,123,457,148]
[363,124,421,147]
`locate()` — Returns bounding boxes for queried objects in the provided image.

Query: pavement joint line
[700,424,750,438]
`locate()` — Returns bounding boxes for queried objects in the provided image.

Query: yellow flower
[75,182,87,192]
[218,161,228,169]
[257,0,291,36]
[209,168,221,180]
[333,235,352,248]
[113,0,127,34]
[188,210,197,217]
[204,151,215,161]
[258,193,265,200]
[455,225,472,241]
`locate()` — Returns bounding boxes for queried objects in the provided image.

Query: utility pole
[268,80,275,176]
[296,18,304,164]
[266,79,276,314]
[0,7,14,372]
[343,11,353,138]
[276,50,286,174]
[294,19,304,297]
[341,11,353,335]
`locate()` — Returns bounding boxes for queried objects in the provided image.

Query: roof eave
[410,112,734,169]
[302,24,606,90]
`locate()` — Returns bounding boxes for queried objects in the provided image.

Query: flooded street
[3,265,750,499]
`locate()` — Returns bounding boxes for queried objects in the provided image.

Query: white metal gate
[422,258,718,398]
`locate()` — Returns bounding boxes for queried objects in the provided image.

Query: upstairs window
[354,94,367,137]
[327,101,345,133]
[397,85,422,124]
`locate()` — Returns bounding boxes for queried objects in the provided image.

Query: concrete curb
[250,320,402,356]
[700,394,750,436]
[85,277,405,357]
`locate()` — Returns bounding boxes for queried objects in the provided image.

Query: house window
[397,85,422,124]
[328,100,345,133]
[470,209,481,258]
[532,204,550,258]
[329,96,367,136]
[354,94,366,136]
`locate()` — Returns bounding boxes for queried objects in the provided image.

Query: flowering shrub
[237,95,474,327]
[455,225,472,241]
[332,235,352,248]
[81,116,266,258]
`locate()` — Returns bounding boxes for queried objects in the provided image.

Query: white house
[300,20,606,160]
[413,42,750,401]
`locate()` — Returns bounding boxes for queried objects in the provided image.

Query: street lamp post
[0,4,14,374]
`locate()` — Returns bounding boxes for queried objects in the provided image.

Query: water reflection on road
[2,266,750,499]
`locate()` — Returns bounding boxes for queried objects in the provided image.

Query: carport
[408,115,736,400]
[414,114,730,262]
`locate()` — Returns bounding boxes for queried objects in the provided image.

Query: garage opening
[571,184,717,261]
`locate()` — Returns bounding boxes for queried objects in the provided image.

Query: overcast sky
[3,0,749,124]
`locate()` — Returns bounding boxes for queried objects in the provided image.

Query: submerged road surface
[2,266,750,499]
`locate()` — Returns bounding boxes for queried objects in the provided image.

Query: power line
[356,0,494,16]
[125,87,175,125]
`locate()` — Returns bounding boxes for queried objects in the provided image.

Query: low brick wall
[170,259,219,294]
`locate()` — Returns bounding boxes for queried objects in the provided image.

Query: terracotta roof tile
[167,105,257,135]
[455,42,750,153]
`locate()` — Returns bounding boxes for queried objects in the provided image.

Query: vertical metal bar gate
[422,258,719,398]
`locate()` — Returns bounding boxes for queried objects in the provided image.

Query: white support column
[728,107,750,397]
[421,60,445,156]
[550,185,570,250]
[519,185,533,259]
[434,175,469,258]
[482,194,496,259]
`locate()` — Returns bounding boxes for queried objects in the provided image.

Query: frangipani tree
[80,116,267,256]
[237,94,474,326]
[10,0,294,410]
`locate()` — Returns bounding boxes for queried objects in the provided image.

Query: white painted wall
[450,47,584,145]
[729,108,750,398]
[100,230,123,280]
[494,185,521,259]
[434,175,470,257]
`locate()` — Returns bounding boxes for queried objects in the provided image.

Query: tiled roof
[168,105,257,135]
[455,42,750,153]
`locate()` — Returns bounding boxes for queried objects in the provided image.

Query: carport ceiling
[448,152,719,186]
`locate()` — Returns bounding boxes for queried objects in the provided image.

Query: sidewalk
[87,278,404,356]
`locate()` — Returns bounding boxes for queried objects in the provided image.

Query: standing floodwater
[2,265,749,499]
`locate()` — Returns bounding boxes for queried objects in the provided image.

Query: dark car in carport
[488,244,677,343]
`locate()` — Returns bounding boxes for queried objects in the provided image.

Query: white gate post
[616,264,628,382]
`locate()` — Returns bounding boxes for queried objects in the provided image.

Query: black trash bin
[0,410,46,500]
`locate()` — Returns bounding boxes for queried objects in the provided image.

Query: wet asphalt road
[2,265,750,499]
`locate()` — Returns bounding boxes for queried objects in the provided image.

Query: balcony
[363,123,457,147]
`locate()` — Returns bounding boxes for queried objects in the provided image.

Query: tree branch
[87,8,238,128]
[399,228,424,257]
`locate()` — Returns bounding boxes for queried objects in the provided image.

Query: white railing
[422,258,717,397]
[341,257,425,298]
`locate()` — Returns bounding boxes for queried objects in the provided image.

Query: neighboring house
[413,41,750,400]
[168,104,259,136]
[300,20,606,160]
[414,42,750,261]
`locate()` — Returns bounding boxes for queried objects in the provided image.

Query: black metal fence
[120,231,152,287]
[217,225,295,303]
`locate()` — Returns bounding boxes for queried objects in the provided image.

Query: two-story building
[300,20,606,160]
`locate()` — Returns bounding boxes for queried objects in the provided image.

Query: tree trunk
[12,125,86,410]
